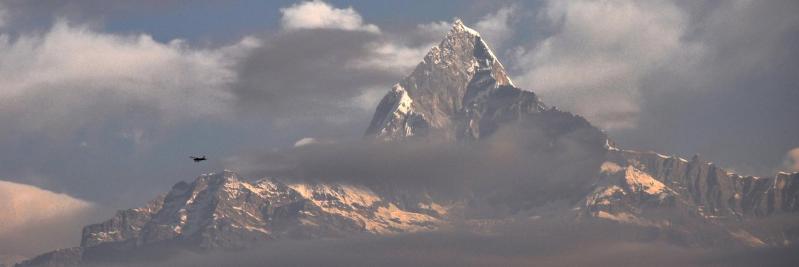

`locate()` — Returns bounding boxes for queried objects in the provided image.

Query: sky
[0,0,798,258]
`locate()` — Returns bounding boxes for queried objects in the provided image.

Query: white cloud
[415,21,452,40]
[0,21,255,138]
[0,180,100,257]
[513,0,702,130]
[350,87,388,111]
[474,5,517,49]
[280,0,379,33]
[294,137,318,147]
[350,41,427,72]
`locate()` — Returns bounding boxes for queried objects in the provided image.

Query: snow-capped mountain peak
[365,20,537,141]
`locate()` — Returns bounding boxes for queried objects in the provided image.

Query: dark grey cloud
[232,29,401,119]
[225,20,450,139]
[227,112,607,217]
[613,0,799,176]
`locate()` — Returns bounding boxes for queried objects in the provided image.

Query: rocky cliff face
[606,149,799,218]
[578,147,799,247]
[80,195,164,248]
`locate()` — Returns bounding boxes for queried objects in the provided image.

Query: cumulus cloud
[280,0,379,33]
[0,21,252,137]
[0,180,104,258]
[513,0,700,130]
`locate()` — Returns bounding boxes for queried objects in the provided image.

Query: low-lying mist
[87,217,799,267]
[228,111,608,216]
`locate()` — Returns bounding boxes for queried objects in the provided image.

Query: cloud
[80,216,799,266]
[0,20,251,137]
[474,5,518,49]
[503,0,798,175]
[0,19,257,205]
[293,137,317,147]
[0,3,6,28]
[350,41,428,72]
[608,0,799,175]
[413,21,452,43]
[227,112,607,215]
[0,1,455,206]
[0,0,452,207]
[280,0,379,33]
[513,0,700,130]
[0,180,104,258]
[232,2,442,125]
[785,148,799,172]
[230,30,402,122]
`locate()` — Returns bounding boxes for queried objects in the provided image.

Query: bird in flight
[190,155,207,162]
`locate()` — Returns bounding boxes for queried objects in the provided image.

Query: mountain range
[16,20,799,267]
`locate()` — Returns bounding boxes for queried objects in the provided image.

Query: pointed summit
[449,18,481,37]
[365,20,542,141]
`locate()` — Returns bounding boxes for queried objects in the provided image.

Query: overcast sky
[0,0,797,220]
